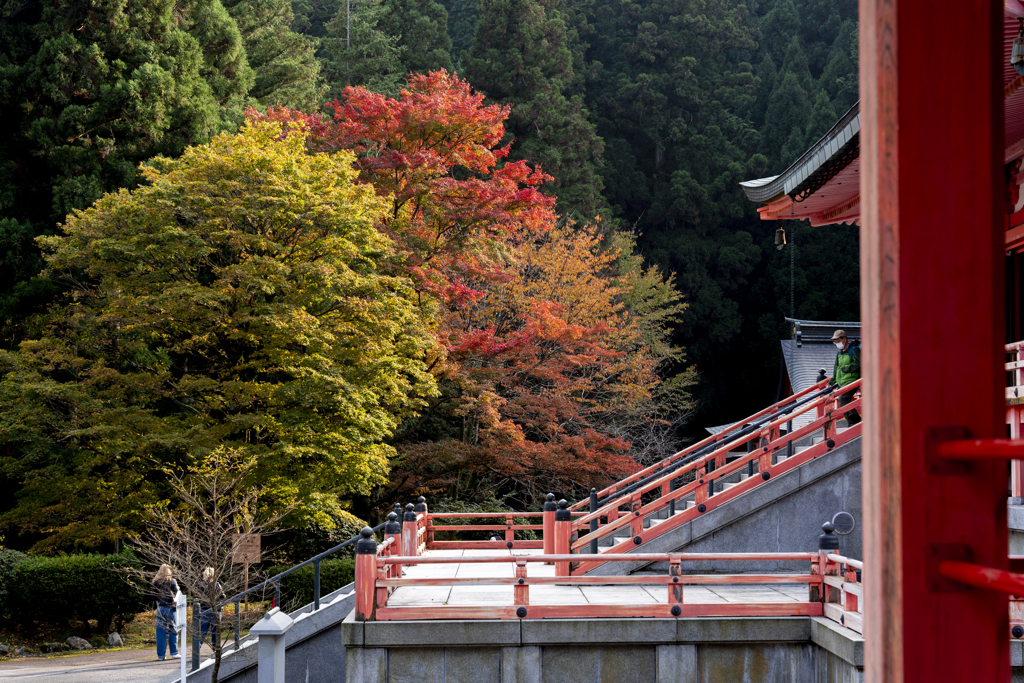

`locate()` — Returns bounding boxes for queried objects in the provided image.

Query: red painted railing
[1006,340,1024,497]
[569,377,836,511]
[351,537,866,628]
[568,380,862,572]
[403,380,864,568]
[822,552,864,634]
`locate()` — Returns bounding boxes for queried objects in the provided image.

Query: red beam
[377,574,822,587]
[378,552,818,565]
[373,602,823,621]
[860,0,1008,680]
[939,561,1024,596]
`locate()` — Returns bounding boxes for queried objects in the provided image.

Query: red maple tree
[250,72,687,507]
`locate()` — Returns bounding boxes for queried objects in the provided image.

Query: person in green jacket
[828,329,861,426]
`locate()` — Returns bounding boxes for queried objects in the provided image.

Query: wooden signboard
[232,534,261,564]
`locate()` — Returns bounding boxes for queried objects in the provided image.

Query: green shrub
[266,559,355,611]
[0,548,27,619]
[8,552,143,632]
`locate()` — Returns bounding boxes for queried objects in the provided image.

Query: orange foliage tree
[251,71,692,507]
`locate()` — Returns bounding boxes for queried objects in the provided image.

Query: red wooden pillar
[860,0,1008,680]
[629,494,643,537]
[415,496,431,549]
[514,560,529,606]
[402,504,418,557]
[385,511,402,579]
[668,558,683,608]
[354,528,377,621]
[554,499,572,577]
[542,494,556,562]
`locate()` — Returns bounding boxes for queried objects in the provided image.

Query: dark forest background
[0,0,860,439]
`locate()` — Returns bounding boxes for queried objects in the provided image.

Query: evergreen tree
[440,0,481,61]
[465,0,605,218]
[222,0,324,109]
[805,89,838,145]
[762,71,810,166]
[758,0,800,63]
[379,0,454,73]
[779,37,813,94]
[292,0,342,37]
[0,0,254,342]
[321,0,405,96]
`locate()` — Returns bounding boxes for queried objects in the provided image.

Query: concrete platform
[343,614,865,683]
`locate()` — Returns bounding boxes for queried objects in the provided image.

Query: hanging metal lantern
[775,226,787,250]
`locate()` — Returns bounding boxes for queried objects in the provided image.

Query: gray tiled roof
[739,102,860,204]
[704,319,860,435]
[781,340,837,396]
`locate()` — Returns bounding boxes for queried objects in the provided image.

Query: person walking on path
[197,567,225,648]
[151,565,180,661]
[828,329,861,426]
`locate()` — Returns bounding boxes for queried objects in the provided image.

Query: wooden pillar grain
[860,0,1008,679]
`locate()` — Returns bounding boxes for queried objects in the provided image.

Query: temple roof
[739,103,859,205]
[742,1,1024,229]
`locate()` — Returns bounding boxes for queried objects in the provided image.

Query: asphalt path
[0,647,212,682]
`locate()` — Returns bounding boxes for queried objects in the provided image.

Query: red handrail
[570,377,833,509]
[570,382,861,569]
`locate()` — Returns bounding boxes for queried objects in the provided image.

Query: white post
[174,590,187,683]
[249,608,294,683]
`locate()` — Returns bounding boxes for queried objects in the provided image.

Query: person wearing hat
[828,330,861,426]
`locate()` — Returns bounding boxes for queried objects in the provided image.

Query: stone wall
[342,616,864,683]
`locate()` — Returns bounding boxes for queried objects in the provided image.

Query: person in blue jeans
[152,564,181,660]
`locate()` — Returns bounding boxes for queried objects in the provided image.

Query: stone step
[685,500,696,509]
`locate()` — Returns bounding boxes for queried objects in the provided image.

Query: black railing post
[192,600,201,670]
[234,601,240,650]
[787,419,794,458]
[669,478,676,516]
[708,477,714,498]
[589,488,598,555]
[313,560,321,610]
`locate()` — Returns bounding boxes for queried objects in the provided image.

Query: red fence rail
[350,526,863,628]
[568,380,862,572]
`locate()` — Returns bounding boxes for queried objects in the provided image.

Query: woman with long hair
[152,564,180,660]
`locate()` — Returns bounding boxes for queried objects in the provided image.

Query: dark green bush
[8,552,143,632]
[0,548,27,619]
[267,559,354,611]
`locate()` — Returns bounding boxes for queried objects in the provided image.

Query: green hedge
[267,558,354,610]
[8,552,143,632]
[0,548,27,619]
